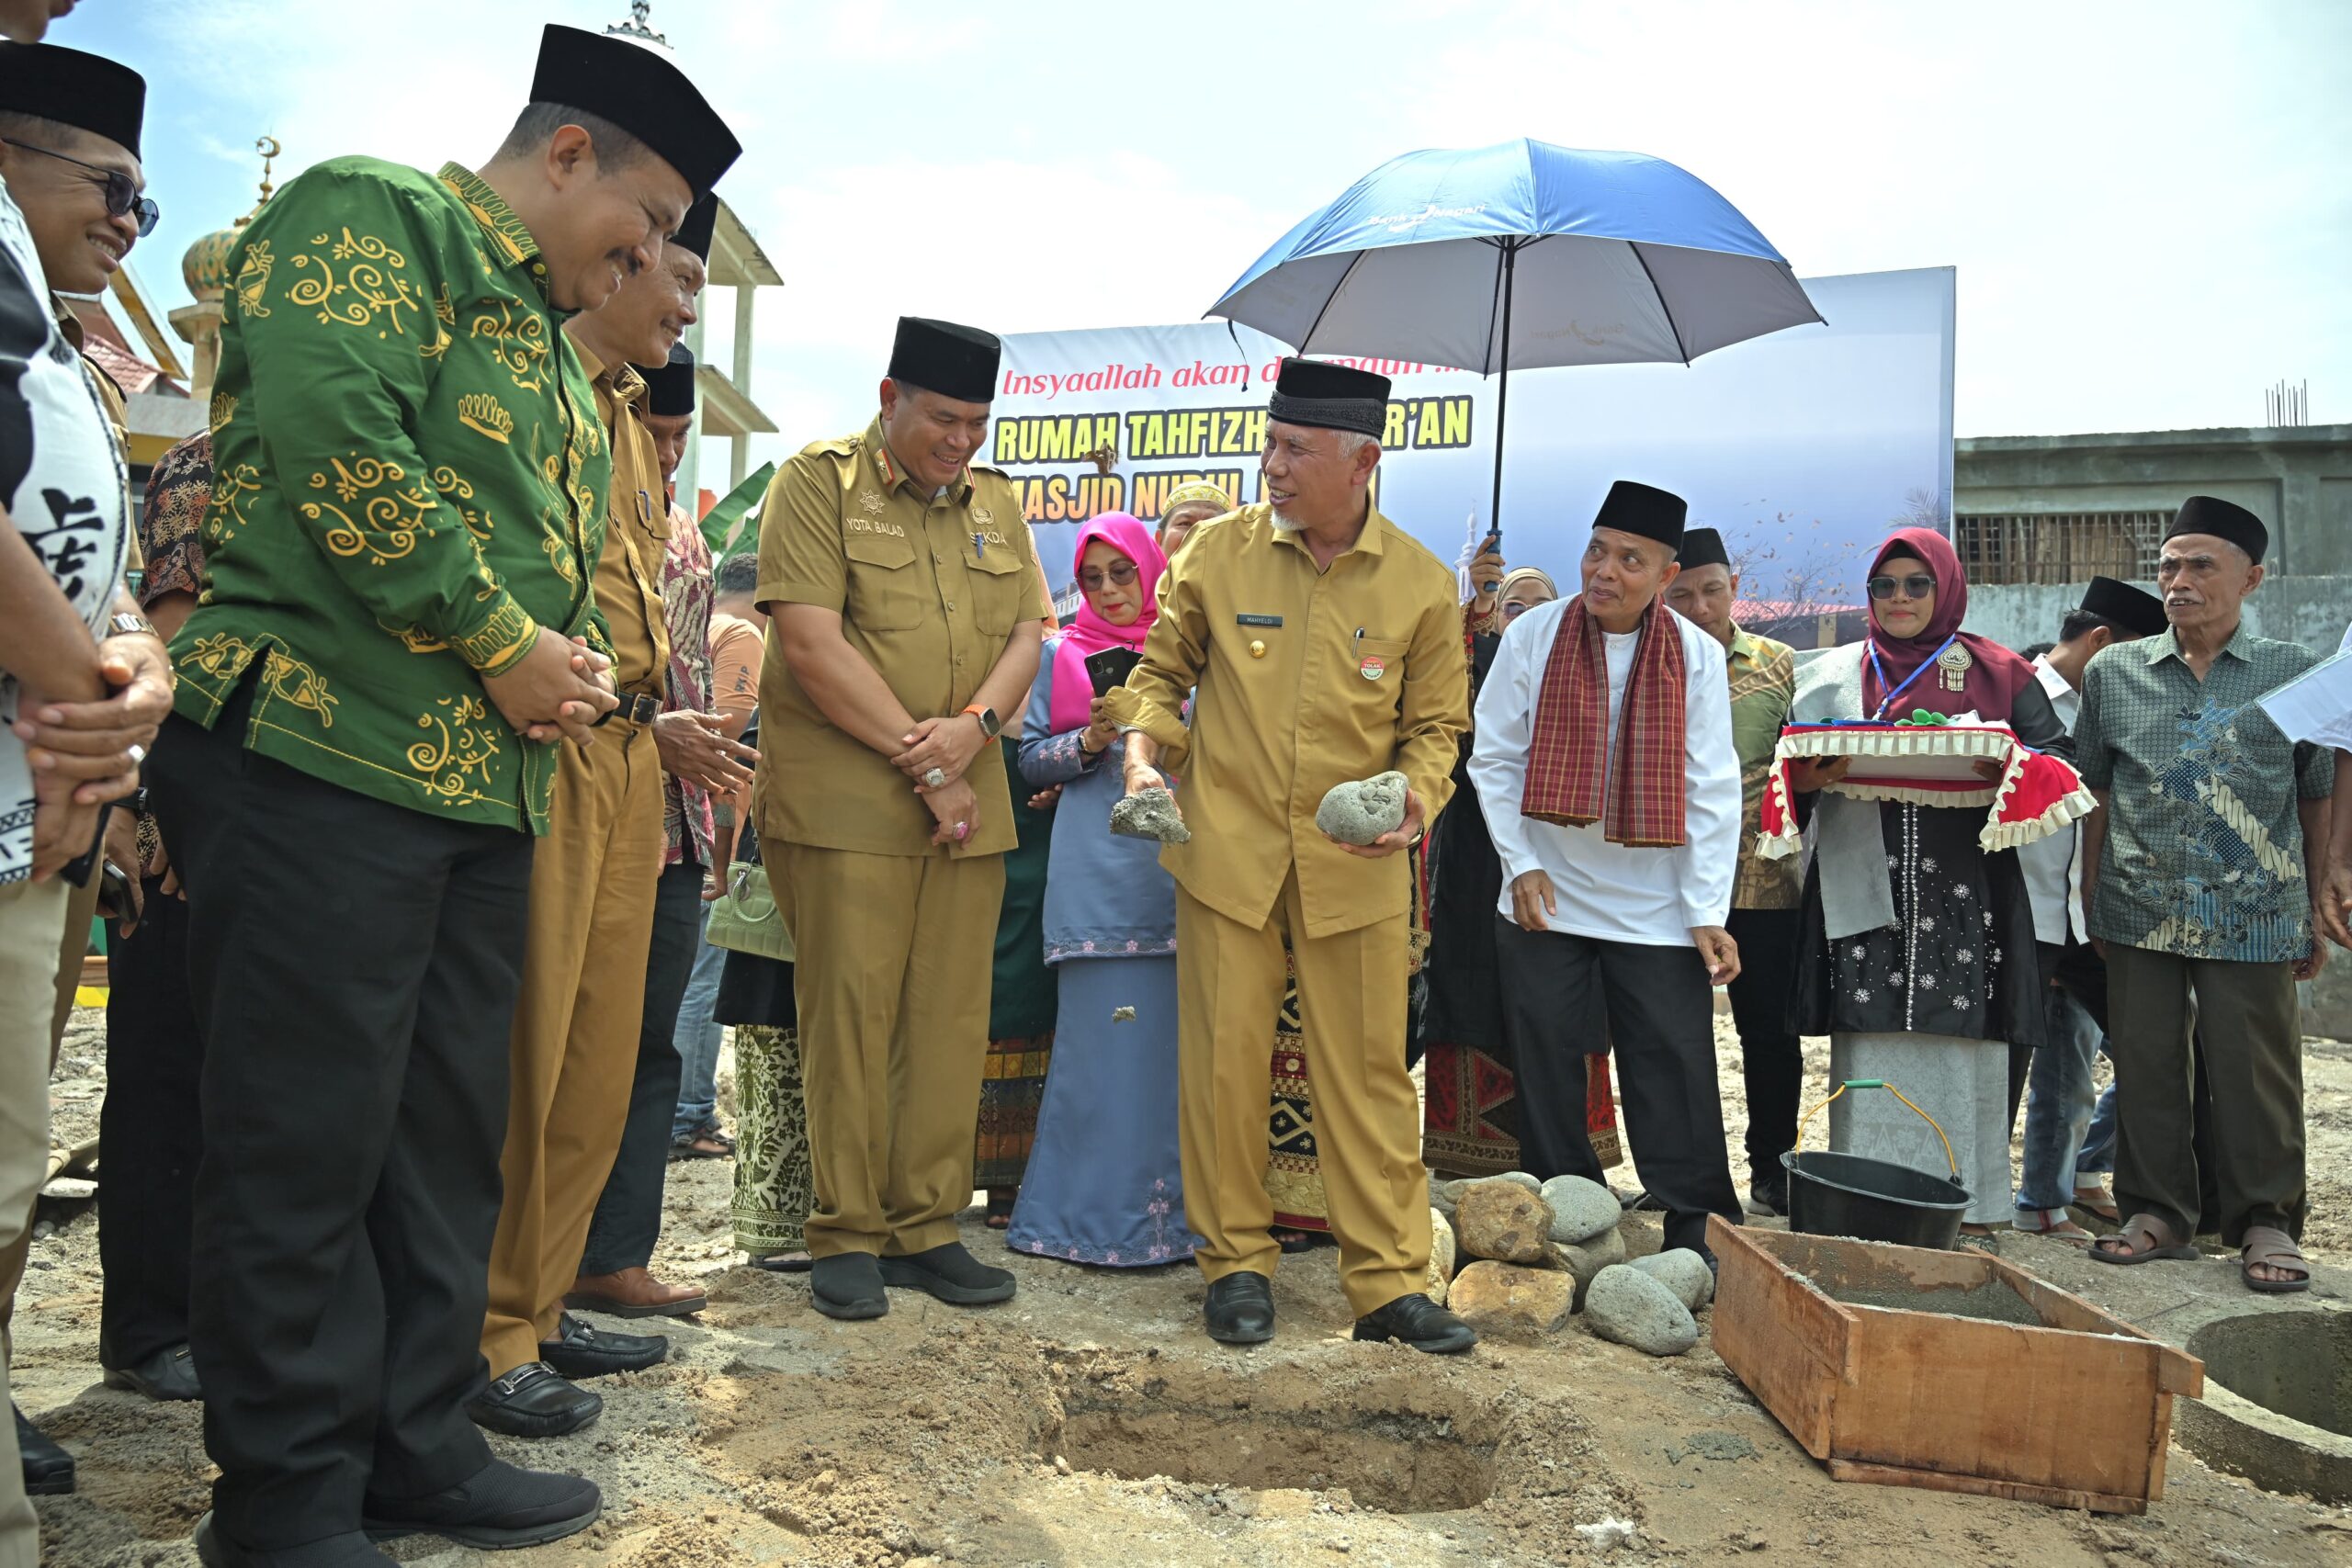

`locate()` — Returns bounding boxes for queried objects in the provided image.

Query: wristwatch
[963,704,1001,739]
[108,611,160,639]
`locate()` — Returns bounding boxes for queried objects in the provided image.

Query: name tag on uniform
[1237,613,1283,627]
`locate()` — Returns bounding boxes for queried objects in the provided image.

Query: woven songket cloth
[1521,592,1689,847]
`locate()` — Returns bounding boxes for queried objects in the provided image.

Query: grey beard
[1268,507,1304,536]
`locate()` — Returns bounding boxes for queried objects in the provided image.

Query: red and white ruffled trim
[1754,723,2093,860]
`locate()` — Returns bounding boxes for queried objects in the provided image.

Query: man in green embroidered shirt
[2079,496,2333,1295]
[1662,526,1800,1215]
[146,25,737,1567]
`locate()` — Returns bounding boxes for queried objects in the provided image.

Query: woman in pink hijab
[1002,513,1203,1267]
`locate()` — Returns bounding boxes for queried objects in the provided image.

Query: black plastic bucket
[1780,1148,1971,1251]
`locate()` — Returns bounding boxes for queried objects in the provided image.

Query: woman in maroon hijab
[1783,529,2065,1236]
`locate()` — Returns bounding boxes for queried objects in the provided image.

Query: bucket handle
[1794,1078,1960,1185]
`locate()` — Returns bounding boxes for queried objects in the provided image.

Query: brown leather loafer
[565,1266,707,1319]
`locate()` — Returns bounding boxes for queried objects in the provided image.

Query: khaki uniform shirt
[1102,502,1468,939]
[753,418,1048,858]
[1725,623,1800,909]
[577,345,668,695]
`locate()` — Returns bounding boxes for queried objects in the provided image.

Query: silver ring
[923,767,947,788]
[126,743,146,765]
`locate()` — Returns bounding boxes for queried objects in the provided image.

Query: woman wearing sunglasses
[1783,528,2066,1237]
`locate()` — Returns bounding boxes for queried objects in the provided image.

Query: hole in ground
[1048,1366,1498,1513]
[2188,1309,2352,1439]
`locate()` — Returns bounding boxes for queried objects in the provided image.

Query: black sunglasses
[1080,560,1138,591]
[1867,573,1937,601]
[2,139,159,236]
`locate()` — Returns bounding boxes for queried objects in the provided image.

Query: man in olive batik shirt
[147,25,736,1563]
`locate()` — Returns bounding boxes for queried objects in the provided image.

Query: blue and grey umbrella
[1208,138,1823,530]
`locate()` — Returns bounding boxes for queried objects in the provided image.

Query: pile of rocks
[1421,1171,1713,1357]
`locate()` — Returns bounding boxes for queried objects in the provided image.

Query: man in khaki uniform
[1103,358,1476,1352]
[755,317,1047,1321]
[474,182,738,1437]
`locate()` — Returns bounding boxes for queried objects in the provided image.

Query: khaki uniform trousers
[775,841,1003,1259]
[0,871,99,1355]
[1174,868,1430,1317]
[481,727,665,1376]
[0,877,72,1568]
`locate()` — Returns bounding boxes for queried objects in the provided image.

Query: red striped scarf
[1521,593,1689,847]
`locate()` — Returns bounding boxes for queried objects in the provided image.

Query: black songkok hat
[2162,494,2267,565]
[530,25,741,198]
[671,194,717,263]
[2078,575,2166,638]
[1268,357,1390,438]
[0,44,146,160]
[1677,525,1730,571]
[1592,479,1687,550]
[638,345,695,417]
[888,316,1000,404]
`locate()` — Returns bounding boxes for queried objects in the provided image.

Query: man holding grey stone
[1469,480,1746,1267]
[1101,358,1475,1352]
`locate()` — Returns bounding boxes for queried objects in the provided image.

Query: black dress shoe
[1203,1272,1275,1344]
[104,1342,204,1402]
[1623,1189,1669,1213]
[809,1253,888,1320]
[14,1400,72,1495]
[1747,1177,1788,1218]
[878,1241,1015,1305]
[363,1457,600,1548]
[1353,1292,1478,1354]
[194,1514,395,1567]
[465,1362,602,1438]
[537,1312,666,1378]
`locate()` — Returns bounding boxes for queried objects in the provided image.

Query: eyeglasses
[1502,599,1540,619]
[1,140,158,236]
[1080,560,1139,591]
[1866,573,1936,601]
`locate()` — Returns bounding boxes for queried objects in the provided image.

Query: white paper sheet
[2256,642,2352,752]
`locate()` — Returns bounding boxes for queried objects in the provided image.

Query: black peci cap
[2162,495,2267,565]
[638,344,695,417]
[1677,525,1730,571]
[671,193,717,263]
[1268,357,1390,437]
[0,43,145,160]
[2078,575,2166,637]
[888,316,1001,404]
[1591,479,1687,550]
[531,25,741,198]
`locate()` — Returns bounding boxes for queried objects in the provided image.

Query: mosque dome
[182,137,278,303]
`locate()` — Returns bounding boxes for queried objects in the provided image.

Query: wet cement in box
[1797,1271,2045,1327]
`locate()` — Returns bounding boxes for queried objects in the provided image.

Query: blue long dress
[1002,644,1202,1267]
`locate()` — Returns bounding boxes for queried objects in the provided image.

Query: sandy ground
[17,1006,2352,1567]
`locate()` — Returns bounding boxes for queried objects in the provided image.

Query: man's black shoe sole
[102,1366,203,1403]
[1204,1318,1274,1345]
[877,1258,1015,1305]
[537,1348,665,1380]
[464,1398,601,1440]
[363,1496,601,1549]
[23,1466,73,1495]
[1352,1321,1478,1354]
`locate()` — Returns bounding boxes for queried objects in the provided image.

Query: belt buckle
[593,692,662,729]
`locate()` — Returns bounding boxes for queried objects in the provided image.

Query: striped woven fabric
[1521,594,1689,847]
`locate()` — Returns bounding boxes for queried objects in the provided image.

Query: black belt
[594,692,662,728]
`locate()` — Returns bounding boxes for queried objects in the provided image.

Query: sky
[59,0,2352,489]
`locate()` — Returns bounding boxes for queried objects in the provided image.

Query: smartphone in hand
[1085,647,1143,698]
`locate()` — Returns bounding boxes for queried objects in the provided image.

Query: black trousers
[98,877,201,1371]
[580,854,707,1276]
[1723,907,1802,1187]
[2049,935,2222,1227]
[1494,918,1743,1257]
[150,691,531,1547]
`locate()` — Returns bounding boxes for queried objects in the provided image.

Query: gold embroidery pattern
[469,299,548,392]
[209,391,237,433]
[261,649,338,728]
[233,242,274,318]
[205,462,265,545]
[540,529,579,586]
[435,282,457,327]
[186,632,257,683]
[428,467,497,541]
[302,457,435,565]
[287,229,420,338]
[451,600,536,673]
[407,693,503,800]
[457,393,514,445]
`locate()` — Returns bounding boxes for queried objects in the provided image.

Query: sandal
[2089,1213,2199,1266]
[2072,1183,2120,1224]
[2238,1225,2310,1294]
[672,1129,734,1161]
[751,1251,812,1274]
[1273,1228,1332,1254]
[984,1190,1017,1230]
[2015,1212,2095,1246]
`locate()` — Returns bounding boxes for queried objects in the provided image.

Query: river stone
[1447,1261,1574,1337]
[1453,1182,1555,1266]
[1109,785,1190,844]
[1491,1170,1543,1194]
[1630,1248,1715,1312]
[1424,1209,1457,1304]
[1314,771,1408,846]
[1430,1176,1460,1222]
[1540,1174,1622,1244]
[1555,1223,1627,1308]
[1585,1264,1699,1357]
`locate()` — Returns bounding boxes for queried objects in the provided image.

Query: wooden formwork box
[1707,1217,2203,1515]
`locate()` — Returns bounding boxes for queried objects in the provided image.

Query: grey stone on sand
[1629,1248,1715,1313]
[1430,1176,1460,1221]
[1315,771,1408,846]
[1490,1171,1542,1194]
[1540,1174,1622,1244]
[1110,785,1190,844]
[1453,1182,1555,1267]
[1584,1264,1699,1357]
[1554,1223,1626,1309]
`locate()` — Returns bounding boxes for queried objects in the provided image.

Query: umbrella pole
[1488,240,1517,534]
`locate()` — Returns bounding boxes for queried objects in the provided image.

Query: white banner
[988,267,1954,619]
